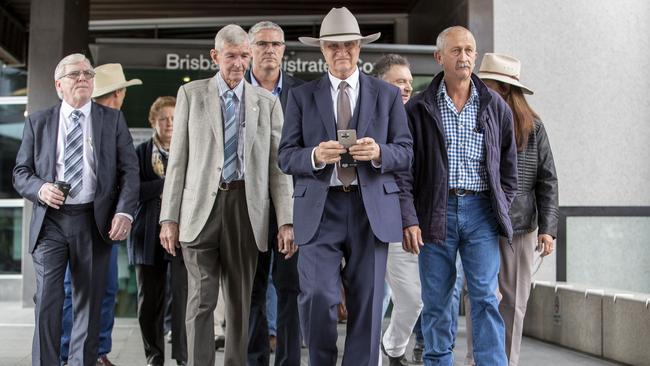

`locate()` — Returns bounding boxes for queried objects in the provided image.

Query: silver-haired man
[158,24,294,366]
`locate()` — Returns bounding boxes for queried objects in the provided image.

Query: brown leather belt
[218,180,245,191]
[448,188,480,197]
[330,185,359,193]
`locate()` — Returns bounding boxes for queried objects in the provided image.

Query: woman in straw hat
[465,53,559,366]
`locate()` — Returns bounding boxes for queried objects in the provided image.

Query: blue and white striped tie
[64,110,84,198]
[222,90,238,182]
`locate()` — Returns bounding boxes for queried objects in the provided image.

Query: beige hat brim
[299,32,381,47]
[478,72,533,95]
[92,78,143,98]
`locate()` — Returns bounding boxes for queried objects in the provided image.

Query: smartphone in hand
[337,129,358,167]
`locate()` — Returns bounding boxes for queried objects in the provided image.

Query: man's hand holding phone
[314,140,347,165]
[349,137,381,164]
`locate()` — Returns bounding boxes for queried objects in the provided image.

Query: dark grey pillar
[22,0,90,307]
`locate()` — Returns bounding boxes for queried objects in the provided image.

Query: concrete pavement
[0,301,623,365]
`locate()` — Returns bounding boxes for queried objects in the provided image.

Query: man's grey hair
[435,26,473,54]
[214,24,250,52]
[248,21,284,43]
[373,54,410,79]
[54,53,93,99]
[54,53,92,81]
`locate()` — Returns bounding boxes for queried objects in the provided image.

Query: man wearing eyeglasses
[244,21,304,366]
[13,53,139,366]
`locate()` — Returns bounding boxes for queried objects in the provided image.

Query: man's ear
[433,50,442,65]
[210,49,219,65]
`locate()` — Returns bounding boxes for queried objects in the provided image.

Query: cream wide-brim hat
[477,53,534,95]
[299,7,381,47]
[92,63,142,98]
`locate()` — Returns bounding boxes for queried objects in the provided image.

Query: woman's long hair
[498,82,539,151]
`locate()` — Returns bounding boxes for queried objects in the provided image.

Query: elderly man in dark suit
[13,53,139,366]
[244,20,304,366]
[278,7,413,366]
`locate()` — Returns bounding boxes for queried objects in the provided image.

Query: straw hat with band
[477,53,534,95]
[299,7,380,47]
[92,63,142,98]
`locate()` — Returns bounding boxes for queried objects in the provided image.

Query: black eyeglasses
[255,41,285,49]
[60,70,96,80]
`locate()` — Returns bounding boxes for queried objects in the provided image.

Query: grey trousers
[31,204,111,366]
[181,188,258,366]
[465,230,537,366]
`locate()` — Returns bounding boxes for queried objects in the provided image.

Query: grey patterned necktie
[64,110,84,197]
[336,81,356,187]
[222,90,238,182]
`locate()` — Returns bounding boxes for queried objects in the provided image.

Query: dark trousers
[298,190,388,366]
[31,204,111,366]
[135,254,188,365]
[182,187,258,366]
[247,211,301,366]
[61,244,119,362]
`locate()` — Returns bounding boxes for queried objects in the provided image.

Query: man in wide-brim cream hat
[92,63,142,109]
[279,6,413,366]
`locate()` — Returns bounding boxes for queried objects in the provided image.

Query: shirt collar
[216,72,245,100]
[328,67,360,93]
[438,79,479,105]
[61,99,92,120]
[250,70,283,97]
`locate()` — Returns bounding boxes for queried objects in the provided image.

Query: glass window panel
[0,65,27,97]
[0,206,22,274]
[566,216,650,293]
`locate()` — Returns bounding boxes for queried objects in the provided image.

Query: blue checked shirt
[438,80,488,191]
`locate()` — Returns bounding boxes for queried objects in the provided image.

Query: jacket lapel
[356,73,378,137]
[205,76,224,157]
[243,81,259,159]
[314,75,336,141]
[91,102,103,172]
[46,104,62,180]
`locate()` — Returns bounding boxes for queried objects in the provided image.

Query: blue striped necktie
[64,110,84,198]
[222,90,238,182]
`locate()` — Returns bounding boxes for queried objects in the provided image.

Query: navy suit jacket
[13,102,140,253]
[278,72,413,245]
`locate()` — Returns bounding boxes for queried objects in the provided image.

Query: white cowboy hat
[477,53,534,95]
[299,7,381,47]
[92,63,142,98]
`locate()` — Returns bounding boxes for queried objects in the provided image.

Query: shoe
[214,335,225,350]
[269,335,277,353]
[387,354,408,366]
[412,341,424,364]
[96,355,116,366]
[381,342,408,366]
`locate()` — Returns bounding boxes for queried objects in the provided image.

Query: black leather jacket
[509,119,559,237]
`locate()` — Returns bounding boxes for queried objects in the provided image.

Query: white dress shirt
[56,100,97,204]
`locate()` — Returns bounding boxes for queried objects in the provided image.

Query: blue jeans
[450,254,464,346]
[419,194,506,366]
[61,244,118,361]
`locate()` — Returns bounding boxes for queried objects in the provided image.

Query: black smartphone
[53,180,71,203]
[337,129,358,167]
